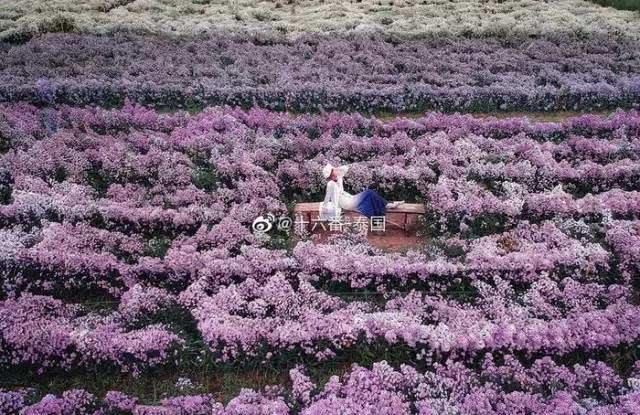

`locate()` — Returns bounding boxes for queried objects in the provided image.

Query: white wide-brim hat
[322,163,333,179]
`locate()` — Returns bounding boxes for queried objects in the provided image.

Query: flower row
[5,358,640,415]
[181,269,635,362]
[2,0,640,41]
[0,293,182,375]
[1,34,640,111]
[0,218,617,299]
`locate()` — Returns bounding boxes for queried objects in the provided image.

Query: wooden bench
[293,202,425,232]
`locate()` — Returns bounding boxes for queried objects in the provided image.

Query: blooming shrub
[0,294,183,375]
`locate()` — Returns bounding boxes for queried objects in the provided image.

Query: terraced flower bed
[2,0,640,411]
[1,103,640,412]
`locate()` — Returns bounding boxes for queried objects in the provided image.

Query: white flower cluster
[1,0,638,40]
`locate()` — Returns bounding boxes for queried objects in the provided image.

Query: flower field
[1,1,640,414]
[1,101,640,413]
[1,33,640,113]
[1,0,640,40]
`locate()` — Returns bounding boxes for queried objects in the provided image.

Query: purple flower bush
[1,102,640,412]
[6,359,640,414]
[0,34,639,112]
[0,294,182,375]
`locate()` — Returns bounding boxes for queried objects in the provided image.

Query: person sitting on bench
[319,163,404,221]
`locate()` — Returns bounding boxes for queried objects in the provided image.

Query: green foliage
[264,230,294,251]
[100,94,126,110]
[86,169,112,197]
[96,0,136,13]
[0,169,12,205]
[189,151,218,193]
[192,165,218,192]
[145,235,173,258]
[380,184,423,205]
[589,0,640,11]
[0,132,10,154]
[252,10,274,22]
[306,126,322,140]
[0,184,12,205]
[38,14,77,34]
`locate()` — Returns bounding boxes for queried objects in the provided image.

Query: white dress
[319,164,358,220]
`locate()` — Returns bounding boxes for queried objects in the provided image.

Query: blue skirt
[355,189,387,217]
